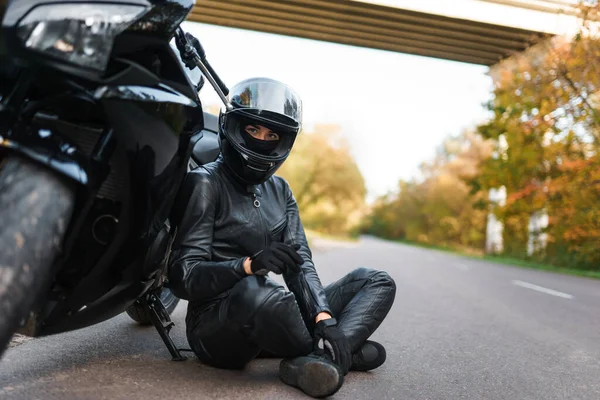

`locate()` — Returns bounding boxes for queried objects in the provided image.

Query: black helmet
[218,77,303,185]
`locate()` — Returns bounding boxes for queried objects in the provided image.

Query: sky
[180,1,580,201]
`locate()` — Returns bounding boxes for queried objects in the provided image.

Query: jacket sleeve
[167,169,246,302]
[281,180,332,331]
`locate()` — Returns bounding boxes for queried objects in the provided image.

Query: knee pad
[352,267,396,292]
[227,276,291,323]
[371,270,396,291]
[254,286,297,322]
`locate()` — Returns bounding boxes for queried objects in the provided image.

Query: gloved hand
[313,317,352,375]
[249,242,303,275]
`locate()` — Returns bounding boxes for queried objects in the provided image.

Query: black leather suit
[168,157,396,369]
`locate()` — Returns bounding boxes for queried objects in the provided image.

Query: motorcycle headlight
[17,3,146,72]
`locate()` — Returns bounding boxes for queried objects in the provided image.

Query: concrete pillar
[527,209,549,255]
[486,186,506,254]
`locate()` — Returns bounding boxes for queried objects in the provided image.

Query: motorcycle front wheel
[0,156,75,358]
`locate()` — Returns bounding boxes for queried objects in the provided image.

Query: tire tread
[0,157,74,356]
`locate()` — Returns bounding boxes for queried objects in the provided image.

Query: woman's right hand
[244,242,302,275]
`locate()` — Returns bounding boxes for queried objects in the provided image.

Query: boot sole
[280,357,344,398]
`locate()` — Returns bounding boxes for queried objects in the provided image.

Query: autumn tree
[277,124,367,237]
[364,4,600,270]
[365,130,493,251]
[474,3,600,268]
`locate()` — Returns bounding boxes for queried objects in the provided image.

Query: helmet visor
[229,77,302,130]
[224,111,297,159]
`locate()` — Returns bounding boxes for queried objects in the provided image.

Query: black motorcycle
[0,0,226,359]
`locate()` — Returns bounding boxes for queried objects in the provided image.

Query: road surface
[1,236,599,399]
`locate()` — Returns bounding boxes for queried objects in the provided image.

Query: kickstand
[141,292,189,361]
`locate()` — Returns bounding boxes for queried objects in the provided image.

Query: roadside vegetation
[363,4,600,275]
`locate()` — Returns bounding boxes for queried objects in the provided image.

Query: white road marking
[511,280,574,299]
[454,263,469,271]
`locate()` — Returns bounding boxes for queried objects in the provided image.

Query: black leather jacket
[167,156,332,328]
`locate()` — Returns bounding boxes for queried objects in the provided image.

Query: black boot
[279,351,344,398]
[350,340,386,372]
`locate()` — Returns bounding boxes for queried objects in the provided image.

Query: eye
[267,133,280,141]
[245,125,259,136]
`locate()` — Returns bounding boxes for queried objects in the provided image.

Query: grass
[476,255,600,280]
[386,237,600,280]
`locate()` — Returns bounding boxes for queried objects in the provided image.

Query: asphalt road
[1,236,599,399]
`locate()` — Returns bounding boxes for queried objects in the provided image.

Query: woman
[168,76,396,398]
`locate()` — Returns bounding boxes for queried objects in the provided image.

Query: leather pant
[185,267,397,369]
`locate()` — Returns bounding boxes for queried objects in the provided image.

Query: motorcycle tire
[126,287,180,325]
[0,157,75,357]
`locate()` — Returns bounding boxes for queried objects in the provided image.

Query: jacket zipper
[252,192,269,248]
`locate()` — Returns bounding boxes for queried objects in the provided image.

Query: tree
[365,4,600,270]
[277,124,367,236]
[364,130,492,251]
[474,4,600,268]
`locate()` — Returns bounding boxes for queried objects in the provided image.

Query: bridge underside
[188,0,552,66]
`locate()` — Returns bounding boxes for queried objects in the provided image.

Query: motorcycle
[0,0,227,360]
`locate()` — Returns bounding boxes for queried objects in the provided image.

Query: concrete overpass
[187,0,589,66]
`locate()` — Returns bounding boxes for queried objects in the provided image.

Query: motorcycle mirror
[175,27,232,111]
